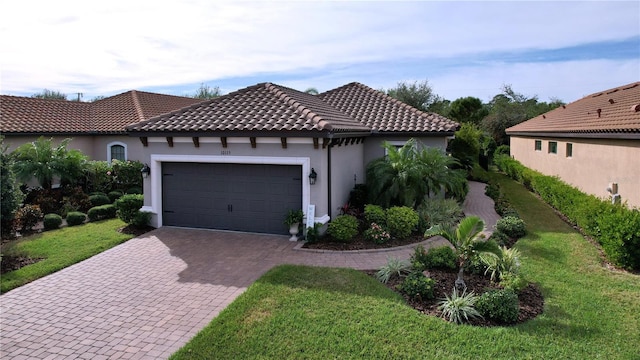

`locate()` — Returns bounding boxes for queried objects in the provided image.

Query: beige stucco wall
[329,142,365,219]
[2,134,145,162]
[510,136,640,209]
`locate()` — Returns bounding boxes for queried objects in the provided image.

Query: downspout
[327,142,332,220]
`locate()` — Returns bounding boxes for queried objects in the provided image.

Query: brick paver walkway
[463,181,501,237]
[1,181,497,359]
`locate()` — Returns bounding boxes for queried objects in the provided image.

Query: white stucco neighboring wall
[510,136,640,209]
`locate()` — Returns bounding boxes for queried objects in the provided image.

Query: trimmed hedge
[89,194,111,207]
[495,154,640,270]
[115,194,144,224]
[43,213,63,231]
[88,204,117,222]
[66,211,87,226]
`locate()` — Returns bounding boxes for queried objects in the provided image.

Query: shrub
[83,160,114,194]
[66,211,86,226]
[496,216,526,239]
[476,289,519,324]
[305,223,322,243]
[132,211,151,228]
[376,257,412,284]
[438,288,482,324]
[87,204,117,222]
[115,194,144,224]
[424,246,457,270]
[386,206,419,240]
[364,204,386,227]
[63,186,92,213]
[500,207,520,219]
[364,222,391,244]
[15,204,43,232]
[126,187,142,195]
[400,272,435,300]
[43,213,62,231]
[494,145,510,157]
[110,159,143,191]
[327,215,359,243]
[489,230,511,247]
[30,189,62,215]
[484,181,501,200]
[417,198,464,232]
[499,272,528,293]
[410,245,429,271]
[89,194,111,207]
[348,184,368,212]
[107,190,124,203]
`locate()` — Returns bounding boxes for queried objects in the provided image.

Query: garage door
[162,162,302,234]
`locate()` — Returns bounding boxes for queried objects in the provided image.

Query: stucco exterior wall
[328,142,365,219]
[137,137,329,227]
[510,136,640,209]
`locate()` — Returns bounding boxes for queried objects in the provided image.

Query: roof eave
[507,131,640,140]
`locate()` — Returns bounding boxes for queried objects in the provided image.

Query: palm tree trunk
[455,266,466,291]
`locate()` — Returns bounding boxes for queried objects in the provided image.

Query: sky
[1,1,639,104]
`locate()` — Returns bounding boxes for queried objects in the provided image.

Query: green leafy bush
[499,272,528,292]
[412,245,457,270]
[107,190,124,203]
[484,181,501,200]
[417,198,464,232]
[89,194,111,207]
[348,184,368,212]
[115,194,144,224]
[327,215,359,243]
[87,204,117,222]
[438,288,482,324]
[494,145,510,157]
[386,206,419,240]
[15,204,43,232]
[364,204,386,227]
[481,246,521,281]
[496,216,526,239]
[489,230,510,247]
[364,222,391,244]
[110,159,143,191]
[495,154,640,270]
[376,257,412,284]
[305,223,322,243]
[132,211,151,227]
[43,213,62,231]
[83,161,114,194]
[126,187,142,195]
[63,186,92,213]
[476,289,519,324]
[399,272,435,300]
[66,211,86,226]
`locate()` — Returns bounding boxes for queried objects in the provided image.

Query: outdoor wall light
[309,168,317,185]
[141,163,151,178]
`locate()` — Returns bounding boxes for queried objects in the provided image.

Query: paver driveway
[0,228,445,359]
[1,181,495,359]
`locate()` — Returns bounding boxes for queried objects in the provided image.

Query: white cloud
[0,1,638,99]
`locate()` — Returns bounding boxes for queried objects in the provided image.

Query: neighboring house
[126,82,459,234]
[506,81,640,208]
[0,91,202,162]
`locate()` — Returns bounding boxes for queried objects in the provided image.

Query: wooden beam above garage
[140,137,148,147]
[280,137,287,149]
[313,138,319,149]
[250,137,257,148]
[192,137,200,148]
[166,137,174,147]
[221,137,228,148]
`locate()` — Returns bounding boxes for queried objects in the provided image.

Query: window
[566,143,573,158]
[107,142,127,162]
[548,141,557,154]
[534,140,542,151]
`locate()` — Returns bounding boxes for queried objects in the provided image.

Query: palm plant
[366,138,467,208]
[12,137,87,189]
[424,216,500,291]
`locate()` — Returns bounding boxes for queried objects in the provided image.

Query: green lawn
[171,172,640,360]
[1,218,134,293]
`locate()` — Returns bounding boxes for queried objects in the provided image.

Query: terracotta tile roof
[1,91,202,134]
[507,82,640,136]
[318,82,459,133]
[126,83,371,133]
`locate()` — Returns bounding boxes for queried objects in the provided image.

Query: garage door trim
[142,154,311,228]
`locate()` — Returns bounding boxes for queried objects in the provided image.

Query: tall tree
[192,83,221,99]
[385,80,439,112]
[1,137,24,238]
[481,85,564,145]
[448,96,488,125]
[304,87,319,95]
[32,89,67,100]
[12,137,87,189]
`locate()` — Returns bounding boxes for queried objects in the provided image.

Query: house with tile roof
[0,90,202,162]
[506,81,640,208]
[125,82,459,233]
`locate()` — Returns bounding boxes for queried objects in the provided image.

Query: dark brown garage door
[162,162,302,234]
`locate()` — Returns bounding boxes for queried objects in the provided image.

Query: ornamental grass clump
[375,257,412,284]
[438,288,482,324]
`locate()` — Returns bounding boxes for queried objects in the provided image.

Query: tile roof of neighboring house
[0,91,202,134]
[506,82,640,137]
[126,83,372,134]
[318,82,459,133]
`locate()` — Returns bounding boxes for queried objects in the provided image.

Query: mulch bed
[302,233,426,251]
[365,268,544,327]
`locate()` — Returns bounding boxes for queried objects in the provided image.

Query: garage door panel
[162,162,302,234]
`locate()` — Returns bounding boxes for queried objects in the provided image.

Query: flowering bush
[364,222,391,244]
